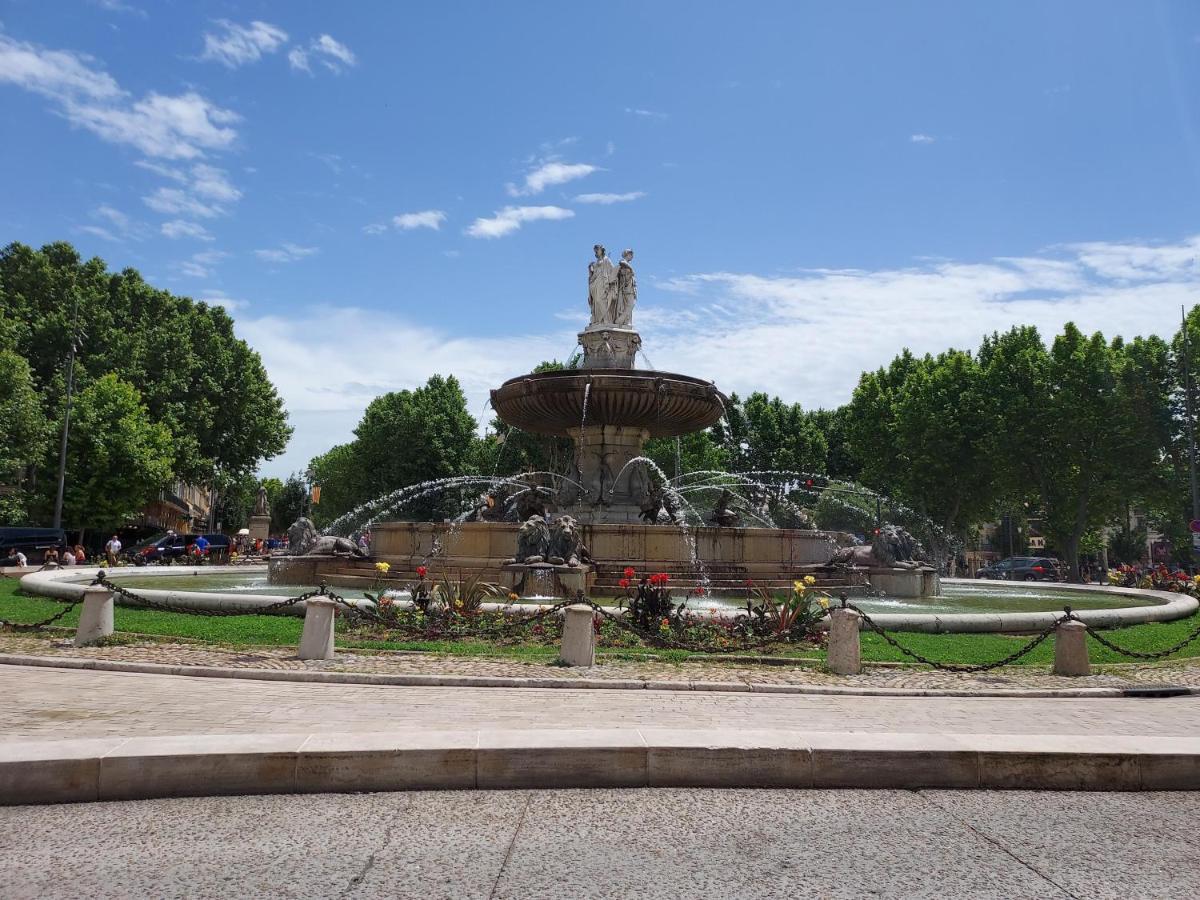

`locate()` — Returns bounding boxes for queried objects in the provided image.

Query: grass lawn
[2,576,1199,668]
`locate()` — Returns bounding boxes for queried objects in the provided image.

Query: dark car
[129,532,231,565]
[0,527,66,556]
[976,556,1065,581]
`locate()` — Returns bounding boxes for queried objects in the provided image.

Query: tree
[353,375,479,518]
[807,406,860,481]
[643,430,727,481]
[711,392,827,475]
[307,443,364,529]
[59,374,173,533]
[271,474,309,535]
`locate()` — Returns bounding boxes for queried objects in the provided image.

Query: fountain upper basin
[490,368,727,438]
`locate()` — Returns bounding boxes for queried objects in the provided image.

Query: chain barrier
[843,600,1065,673]
[0,597,84,632]
[1064,608,1200,661]
[93,571,321,618]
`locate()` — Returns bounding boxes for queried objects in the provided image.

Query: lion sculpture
[547,515,590,567]
[830,524,928,569]
[286,517,368,558]
[508,514,551,564]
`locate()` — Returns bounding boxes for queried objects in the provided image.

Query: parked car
[129,532,231,565]
[976,556,1065,581]
[0,527,66,557]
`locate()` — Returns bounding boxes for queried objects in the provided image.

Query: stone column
[827,607,862,675]
[74,585,114,647]
[298,596,337,661]
[1053,620,1090,676]
[560,604,596,667]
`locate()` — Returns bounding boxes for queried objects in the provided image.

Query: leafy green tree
[807,406,860,480]
[59,374,173,534]
[307,443,364,529]
[271,474,309,534]
[711,392,827,475]
[643,430,727,480]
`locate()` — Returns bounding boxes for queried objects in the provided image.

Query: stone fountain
[273,244,939,600]
[490,244,727,524]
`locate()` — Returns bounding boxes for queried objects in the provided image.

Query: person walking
[105,534,122,567]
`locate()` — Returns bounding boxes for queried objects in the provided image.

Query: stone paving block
[978,734,1141,790]
[0,738,126,805]
[641,728,813,788]
[98,734,307,800]
[477,728,647,789]
[296,730,478,792]
[808,732,981,789]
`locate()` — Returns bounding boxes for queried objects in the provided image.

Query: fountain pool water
[96,572,1163,616]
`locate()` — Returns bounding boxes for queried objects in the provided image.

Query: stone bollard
[560,604,596,667]
[827,607,862,675]
[1053,619,1090,676]
[74,585,114,647]
[298,596,337,661]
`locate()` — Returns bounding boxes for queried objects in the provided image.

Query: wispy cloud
[0,34,239,160]
[90,0,145,15]
[143,187,221,218]
[198,289,245,311]
[199,20,287,68]
[161,219,213,241]
[507,161,597,197]
[255,242,319,263]
[466,205,573,239]
[910,133,936,144]
[574,191,645,205]
[625,107,668,119]
[362,222,388,236]
[177,249,229,278]
[288,34,356,74]
[392,210,446,231]
[76,204,148,242]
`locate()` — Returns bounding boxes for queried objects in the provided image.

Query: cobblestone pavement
[3,789,1200,899]
[3,665,1199,741]
[2,631,1199,692]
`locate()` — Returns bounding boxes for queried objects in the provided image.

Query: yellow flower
[792,580,807,594]
[375,561,390,573]
[804,575,817,586]
[818,597,830,609]
[453,599,463,609]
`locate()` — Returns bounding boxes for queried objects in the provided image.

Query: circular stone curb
[3,728,1199,805]
[0,654,1182,699]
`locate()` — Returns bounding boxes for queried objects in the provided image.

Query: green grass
[2,576,1199,668]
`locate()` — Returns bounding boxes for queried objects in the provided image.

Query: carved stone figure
[709,489,741,528]
[509,514,551,564]
[253,486,271,517]
[638,482,679,525]
[830,524,928,569]
[286,517,368,558]
[548,515,590,567]
[615,248,636,327]
[587,244,617,325]
[514,488,548,522]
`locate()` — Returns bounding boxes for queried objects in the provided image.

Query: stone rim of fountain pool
[20,567,1199,634]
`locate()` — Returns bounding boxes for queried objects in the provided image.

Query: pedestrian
[14,548,27,568]
[193,534,210,558]
[74,544,86,564]
[43,546,59,567]
[105,534,122,567]
[61,546,75,566]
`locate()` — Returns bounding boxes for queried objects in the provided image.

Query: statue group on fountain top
[588,245,636,328]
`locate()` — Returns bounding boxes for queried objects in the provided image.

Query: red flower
[618,578,630,589]
[416,565,428,578]
[623,566,636,579]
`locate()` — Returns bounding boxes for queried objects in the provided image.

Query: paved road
[3,666,1200,742]
[2,788,1198,899]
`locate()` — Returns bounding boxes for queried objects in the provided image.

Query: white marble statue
[615,248,636,327]
[587,244,618,326]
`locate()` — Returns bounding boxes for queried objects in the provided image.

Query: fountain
[272,243,937,600]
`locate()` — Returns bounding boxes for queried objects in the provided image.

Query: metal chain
[0,598,84,632]
[845,601,1064,673]
[94,572,321,617]
[1074,615,1200,661]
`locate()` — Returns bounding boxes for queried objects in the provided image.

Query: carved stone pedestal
[560,424,652,524]
[578,326,641,369]
[248,514,271,542]
[502,563,592,598]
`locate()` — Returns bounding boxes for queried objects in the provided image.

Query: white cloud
[392,210,446,231]
[910,133,936,144]
[91,0,145,15]
[0,34,239,160]
[77,224,119,241]
[255,242,319,263]
[625,107,668,119]
[200,20,288,68]
[198,290,245,311]
[574,191,645,204]
[76,204,147,242]
[466,205,574,239]
[176,249,229,278]
[362,222,389,235]
[161,219,214,241]
[507,161,597,196]
[188,163,241,202]
[288,34,356,74]
[143,187,221,218]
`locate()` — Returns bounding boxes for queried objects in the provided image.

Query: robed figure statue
[588,244,618,325]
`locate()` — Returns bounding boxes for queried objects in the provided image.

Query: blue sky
[4,1,1200,477]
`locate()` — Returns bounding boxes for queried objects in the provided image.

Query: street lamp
[52,289,83,530]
